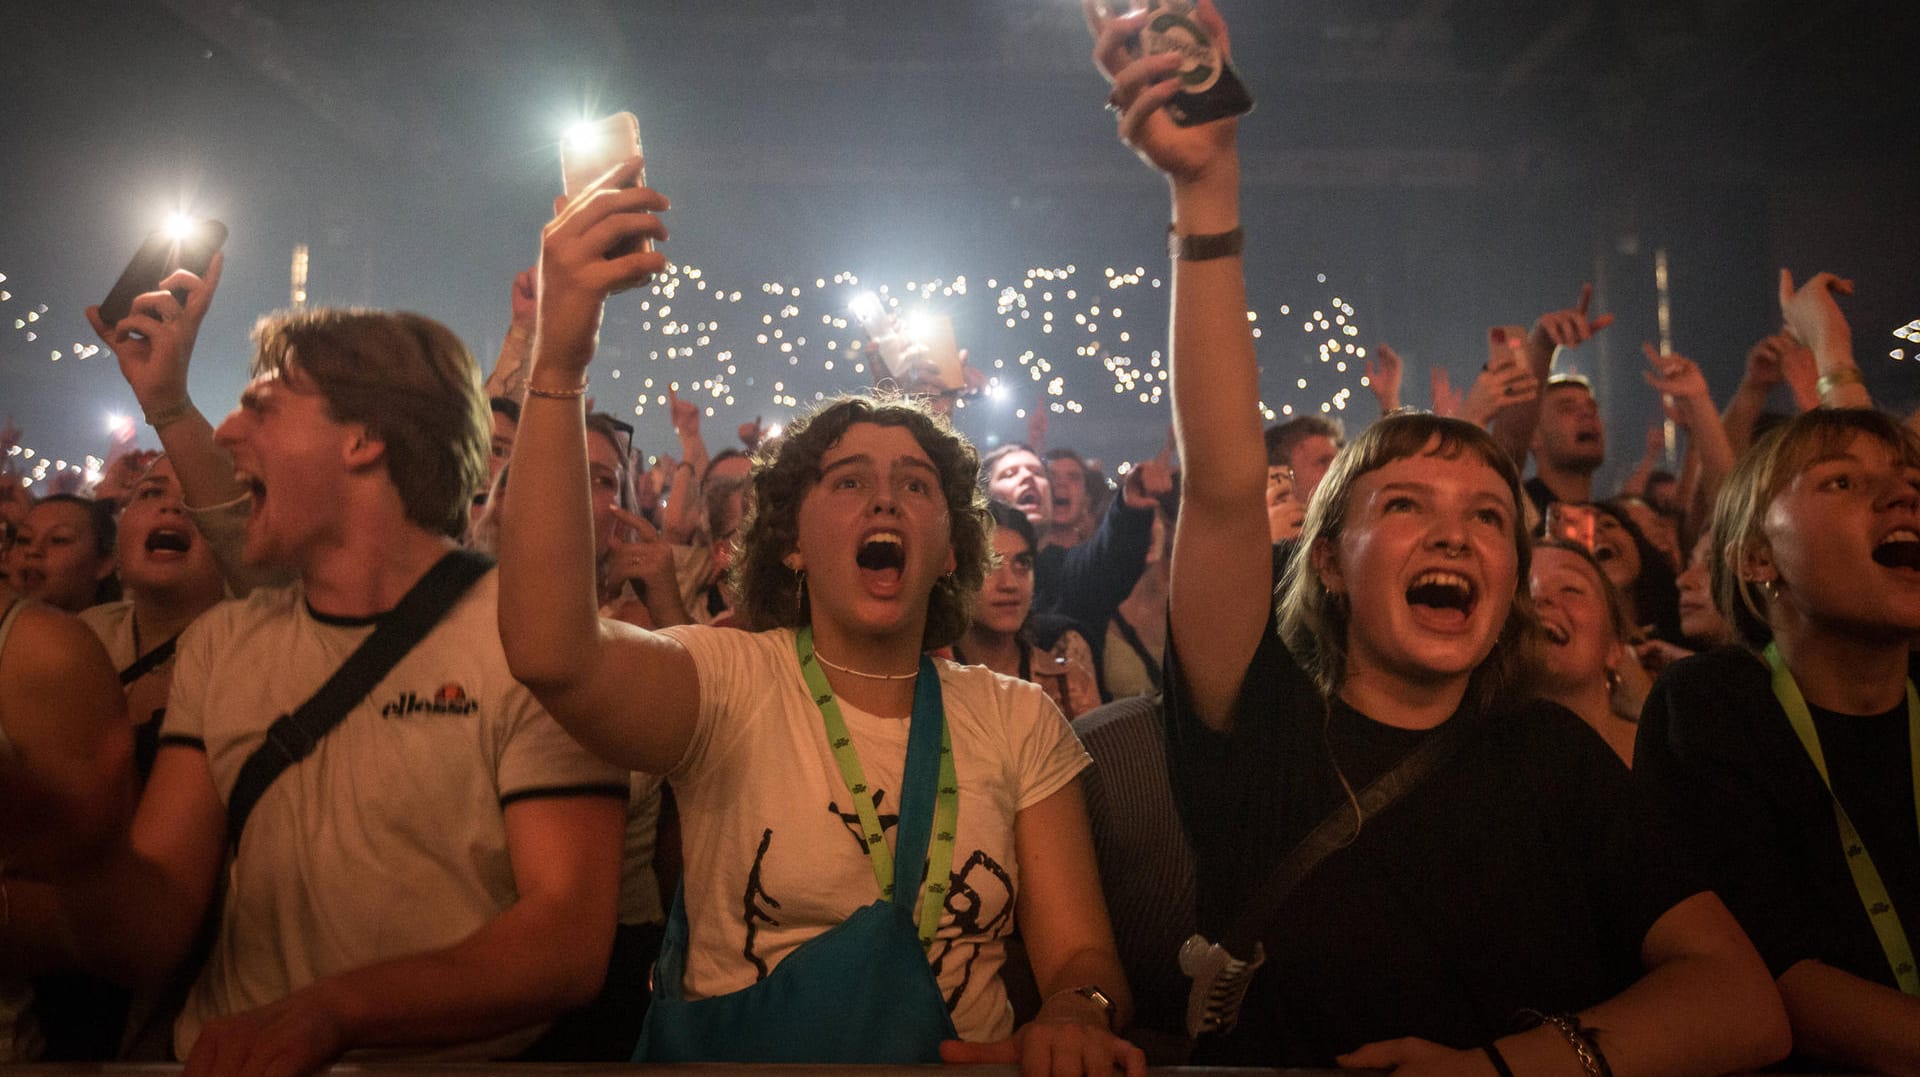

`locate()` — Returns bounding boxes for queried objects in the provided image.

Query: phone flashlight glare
[564,120,605,154]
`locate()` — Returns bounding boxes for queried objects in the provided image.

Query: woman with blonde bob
[1637,407,1920,1072]
[1088,1,1787,1070]
[499,157,1142,1074]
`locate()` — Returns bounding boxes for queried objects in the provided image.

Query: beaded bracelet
[525,382,588,400]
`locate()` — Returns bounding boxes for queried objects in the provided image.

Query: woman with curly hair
[497,157,1141,1074]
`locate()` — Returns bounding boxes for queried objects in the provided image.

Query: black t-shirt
[1636,645,1920,988]
[1163,612,1702,1066]
[1523,475,1558,519]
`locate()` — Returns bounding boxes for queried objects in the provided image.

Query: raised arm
[86,255,284,595]
[1364,342,1403,415]
[481,266,537,402]
[496,161,700,775]
[1779,269,1872,410]
[1722,331,1791,455]
[1087,0,1267,730]
[1641,344,1734,529]
[86,255,245,511]
[1487,289,1614,457]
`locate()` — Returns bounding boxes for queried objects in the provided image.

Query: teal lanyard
[1764,642,1920,995]
[796,627,959,948]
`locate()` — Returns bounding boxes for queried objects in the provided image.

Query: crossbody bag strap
[1223,708,1479,952]
[1181,706,1482,1038]
[119,635,178,685]
[225,548,494,849]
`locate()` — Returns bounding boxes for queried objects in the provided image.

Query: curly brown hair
[732,393,993,650]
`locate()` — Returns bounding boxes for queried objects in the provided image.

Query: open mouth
[1873,529,1920,570]
[1541,620,1570,645]
[145,527,192,554]
[1406,570,1476,616]
[856,532,906,575]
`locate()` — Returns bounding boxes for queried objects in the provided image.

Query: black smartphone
[99,218,228,329]
[1111,0,1254,127]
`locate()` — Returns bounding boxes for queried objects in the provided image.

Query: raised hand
[1026,392,1050,453]
[667,387,700,441]
[1366,343,1405,414]
[534,157,669,381]
[1083,0,1240,184]
[509,266,537,331]
[737,416,765,451]
[1640,342,1711,404]
[1741,332,1791,392]
[1121,440,1177,510]
[1459,351,1540,426]
[1429,367,1464,419]
[1778,333,1819,412]
[85,252,224,414]
[1776,268,1853,356]
[1528,283,1615,363]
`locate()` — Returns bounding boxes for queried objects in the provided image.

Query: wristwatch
[1069,984,1117,1032]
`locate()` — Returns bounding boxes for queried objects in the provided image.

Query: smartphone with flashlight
[98,217,228,329]
[562,112,643,199]
[561,112,644,259]
[1106,0,1253,127]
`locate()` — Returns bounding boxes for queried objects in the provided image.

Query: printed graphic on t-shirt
[734,787,1017,1010]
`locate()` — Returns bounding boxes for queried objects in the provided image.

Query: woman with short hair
[1637,406,1920,1072]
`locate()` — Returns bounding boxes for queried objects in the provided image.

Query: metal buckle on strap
[1179,932,1266,1038]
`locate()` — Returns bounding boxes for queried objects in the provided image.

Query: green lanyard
[1765,642,1920,995]
[796,627,959,948]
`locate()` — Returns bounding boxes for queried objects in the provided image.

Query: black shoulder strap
[1222,708,1480,954]
[120,635,178,685]
[225,548,493,849]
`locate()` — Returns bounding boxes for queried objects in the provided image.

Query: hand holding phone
[86,247,225,418]
[561,112,647,259]
[1106,0,1253,126]
[97,217,228,330]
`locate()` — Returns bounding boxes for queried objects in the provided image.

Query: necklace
[811,645,919,681]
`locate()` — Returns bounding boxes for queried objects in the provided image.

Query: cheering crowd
[5,3,1920,1074]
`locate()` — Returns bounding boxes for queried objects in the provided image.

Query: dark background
[3,0,1916,487]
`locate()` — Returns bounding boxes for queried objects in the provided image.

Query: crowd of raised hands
[3,1,1919,1074]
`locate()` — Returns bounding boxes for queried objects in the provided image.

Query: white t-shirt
[78,599,137,671]
[660,625,1089,1042]
[160,569,626,1059]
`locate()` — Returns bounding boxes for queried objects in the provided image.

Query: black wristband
[1168,224,1244,262]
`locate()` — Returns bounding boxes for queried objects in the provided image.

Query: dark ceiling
[4,1,1916,474]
